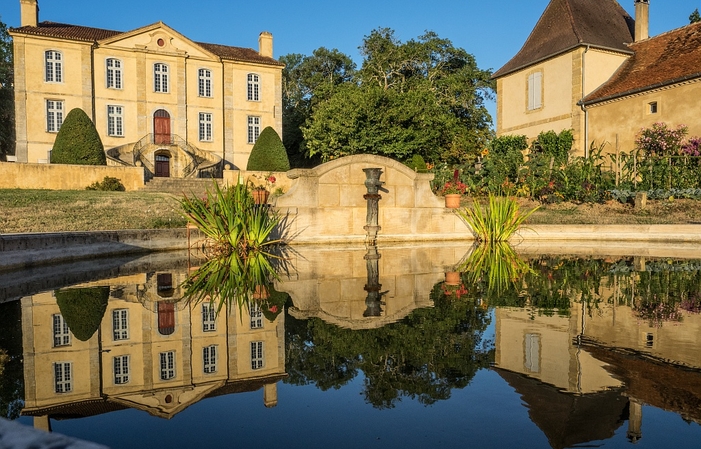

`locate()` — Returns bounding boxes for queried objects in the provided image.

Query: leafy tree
[246,126,290,171]
[55,287,110,341]
[296,29,494,165]
[281,48,356,167]
[50,108,106,165]
[531,129,574,164]
[0,16,14,161]
[0,301,23,419]
[690,8,701,23]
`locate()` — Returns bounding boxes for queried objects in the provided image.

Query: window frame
[203,345,217,374]
[247,116,261,144]
[106,58,123,89]
[114,355,130,385]
[52,314,71,347]
[45,50,63,83]
[198,68,212,98]
[107,105,124,137]
[527,71,543,111]
[54,361,72,393]
[112,309,129,341]
[46,100,64,133]
[154,63,169,93]
[159,350,176,380]
[199,112,213,141]
[202,303,216,332]
[247,73,260,101]
[251,341,264,370]
[250,303,263,329]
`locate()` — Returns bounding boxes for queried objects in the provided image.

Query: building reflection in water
[20,267,285,428]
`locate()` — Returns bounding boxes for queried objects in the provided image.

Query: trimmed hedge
[50,108,106,165]
[247,127,290,172]
[55,287,110,341]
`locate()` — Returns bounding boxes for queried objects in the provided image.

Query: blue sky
[2,0,700,120]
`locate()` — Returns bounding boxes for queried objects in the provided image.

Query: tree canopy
[690,8,701,24]
[282,29,494,166]
[0,16,14,161]
[50,108,106,165]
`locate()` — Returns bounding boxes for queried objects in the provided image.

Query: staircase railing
[132,133,223,178]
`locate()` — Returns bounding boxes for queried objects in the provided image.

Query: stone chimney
[20,0,39,27]
[634,0,650,41]
[258,31,273,58]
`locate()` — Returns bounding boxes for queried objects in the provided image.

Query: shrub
[55,287,110,341]
[50,108,106,165]
[247,127,290,172]
[86,176,125,191]
[635,122,688,156]
[530,129,573,164]
[406,154,427,172]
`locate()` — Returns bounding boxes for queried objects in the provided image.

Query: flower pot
[445,271,460,286]
[444,194,461,208]
[252,189,270,205]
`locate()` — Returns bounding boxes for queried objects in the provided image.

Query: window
[46,100,64,133]
[112,309,129,341]
[52,314,71,347]
[45,50,62,83]
[648,101,658,114]
[199,112,212,141]
[198,69,212,97]
[54,362,72,393]
[247,116,260,144]
[247,73,260,101]
[251,341,264,370]
[203,345,217,374]
[160,351,175,380]
[524,333,540,373]
[107,105,124,137]
[114,355,130,384]
[106,58,123,89]
[202,303,216,332]
[250,303,263,329]
[154,63,169,93]
[527,72,542,111]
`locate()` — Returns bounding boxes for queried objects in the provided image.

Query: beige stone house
[10,0,283,176]
[494,0,701,156]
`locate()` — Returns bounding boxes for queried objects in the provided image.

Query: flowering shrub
[681,136,701,156]
[247,173,277,191]
[635,123,688,156]
[440,170,469,195]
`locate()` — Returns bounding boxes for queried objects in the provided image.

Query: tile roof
[582,21,701,105]
[493,0,634,78]
[10,21,283,67]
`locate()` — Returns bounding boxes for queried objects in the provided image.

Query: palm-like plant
[457,194,539,243]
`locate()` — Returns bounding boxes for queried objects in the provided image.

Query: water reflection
[1,247,700,447]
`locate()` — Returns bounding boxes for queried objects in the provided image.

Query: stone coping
[2,224,701,272]
[0,418,107,449]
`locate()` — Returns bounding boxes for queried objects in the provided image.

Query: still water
[0,244,700,448]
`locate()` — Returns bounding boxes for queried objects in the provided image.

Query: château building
[494,0,701,155]
[9,0,283,176]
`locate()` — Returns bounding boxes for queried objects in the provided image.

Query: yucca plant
[456,194,539,243]
[456,242,534,296]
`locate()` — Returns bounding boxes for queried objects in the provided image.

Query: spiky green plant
[456,242,533,296]
[457,194,539,243]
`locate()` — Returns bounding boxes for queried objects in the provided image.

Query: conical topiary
[246,126,290,172]
[55,287,110,341]
[50,108,106,165]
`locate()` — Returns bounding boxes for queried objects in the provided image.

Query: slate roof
[10,21,283,66]
[493,0,635,78]
[582,21,701,105]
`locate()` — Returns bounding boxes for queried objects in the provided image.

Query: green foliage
[50,108,106,165]
[635,122,688,157]
[86,176,125,191]
[457,194,539,243]
[530,129,573,164]
[247,126,290,171]
[0,302,23,419]
[296,28,494,164]
[0,16,13,160]
[180,180,282,256]
[690,8,701,23]
[480,135,526,191]
[406,154,428,172]
[457,243,534,295]
[55,287,110,341]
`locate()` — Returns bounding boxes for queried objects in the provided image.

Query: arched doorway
[155,152,171,177]
[153,109,171,145]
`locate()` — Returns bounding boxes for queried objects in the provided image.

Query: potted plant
[248,173,277,205]
[441,170,468,208]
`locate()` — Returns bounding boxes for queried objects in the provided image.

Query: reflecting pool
[0,244,700,448]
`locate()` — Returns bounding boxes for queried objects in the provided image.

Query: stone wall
[0,161,145,190]
[273,154,471,243]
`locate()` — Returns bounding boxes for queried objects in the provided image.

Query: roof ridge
[629,19,701,47]
[563,0,582,43]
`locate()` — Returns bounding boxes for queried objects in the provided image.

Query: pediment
[98,22,218,60]
[111,381,225,419]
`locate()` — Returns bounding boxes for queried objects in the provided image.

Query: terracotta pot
[252,285,270,299]
[444,194,461,208]
[252,189,270,205]
[445,271,460,286]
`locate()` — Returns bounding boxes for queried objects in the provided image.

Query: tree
[50,108,106,165]
[300,29,494,165]
[690,8,701,23]
[246,126,290,171]
[55,287,110,342]
[280,48,356,167]
[0,16,14,161]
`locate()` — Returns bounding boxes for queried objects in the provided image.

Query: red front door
[154,110,171,144]
[158,302,175,336]
[155,155,170,177]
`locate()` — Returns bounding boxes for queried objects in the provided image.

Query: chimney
[20,0,39,27]
[258,31,273,58]
[634,0,649,41]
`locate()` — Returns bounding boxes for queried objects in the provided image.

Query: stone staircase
[141,178,223,197]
